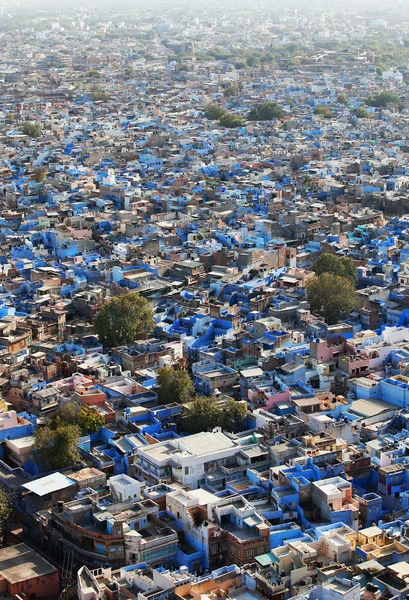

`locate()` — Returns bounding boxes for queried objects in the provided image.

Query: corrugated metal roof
[22,472,75,496]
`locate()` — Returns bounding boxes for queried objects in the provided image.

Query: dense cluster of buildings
[2,1,409,599]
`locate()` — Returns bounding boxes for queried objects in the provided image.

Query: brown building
[0,543,60,599]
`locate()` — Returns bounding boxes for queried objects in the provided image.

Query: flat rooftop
[23,472,76,497]
[68,467,105,482]
[0,543,58,584]
[349,398,396,418]
[178,431,235,456]
[324,580,355,594]
[139,442,175,462]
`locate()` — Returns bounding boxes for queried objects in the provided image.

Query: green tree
[91,86,110,102]
[336,94,348,105]
[220,399,247,432]
[77,405,105,434]
[22,122,41,138]
[183,395,221,433]
[94,292,154,348]
[0,488,11,540]
[32,167,47,183]
[157,366,194,405]
[219,113,244,128]
[306,273,357,325]
[355,107,370,119]
[366,92,400,107]
[313,253,357,284]
[204,104,226,120]
[183,396,247,434]
[246,55,259,68]
[313,106,334,118]
[260,51,275,65]
[33,424,81,472]
[55,403,105,434]
[223,85,239,97]
[248,102,284,121]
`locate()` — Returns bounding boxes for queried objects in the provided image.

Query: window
[185,467,189,475]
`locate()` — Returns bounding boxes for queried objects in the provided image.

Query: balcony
[171,466,183,481]
[220,463,246,475]
[137,463,166,482]
[255,574,287,595]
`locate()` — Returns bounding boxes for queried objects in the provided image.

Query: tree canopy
[354,107,370,119]
[94,292,154,348]
[220,399,248,432]
[219,113,244,128]
[76,405,105,433]
[313,106,335,119]
[91,86,110,102]
[0,488,11,540]
[248,102,284,121]
[306,273,357,325]
[54,403,105,434]
[313,253,357,284]
[203,104,244,127]
[34,423,81,472]
[204,104,226,120]
[365,91,400,108]
[157,366,194,405]
[183,396,247,434]
[32,167,47,183]
[22,122,41,138]
[223,85,239,97]
[183,395,220,433]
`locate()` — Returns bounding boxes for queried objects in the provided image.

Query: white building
[137,429,238,488]
[108,474,141,502]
